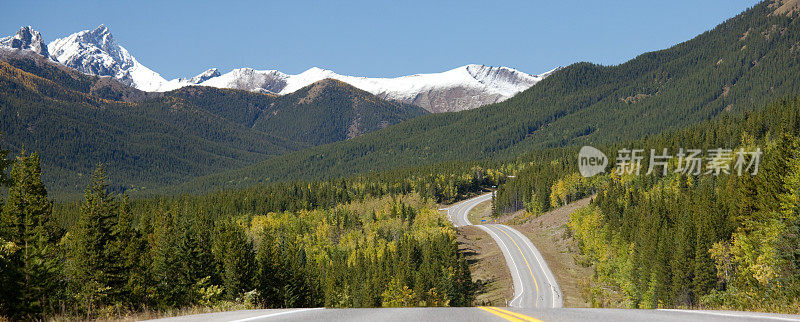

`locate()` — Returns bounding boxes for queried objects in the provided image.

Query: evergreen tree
[65,165,123,315]
[0,147,16,318]
[212,220,256,300]
[0,152,63,318]
[0,146,11,186]
[109,195,150,308]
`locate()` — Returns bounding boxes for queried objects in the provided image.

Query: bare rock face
[362,65,560,112]
[189,68,221,84]
[398,87,506,113]
[0,26,50,58]
[201,68,289,94]
[770,0,800,16]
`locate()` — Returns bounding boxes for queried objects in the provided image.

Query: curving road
[446,192,562,309]
[151,193,800,321]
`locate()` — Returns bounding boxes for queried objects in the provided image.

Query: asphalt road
[152,193,800,321]
[149,306,800,321]
[444,192,562,309]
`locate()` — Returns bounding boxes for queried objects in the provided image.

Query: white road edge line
[500,224,562,309]
[461,201,472,226]
[658,309,800,321]
[229,308,325,322]
[492,224,547,309]
[459,193,492,226]
[478,225,525,308]
[458,199,469,226]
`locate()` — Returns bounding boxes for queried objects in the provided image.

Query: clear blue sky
[4,0,760,79]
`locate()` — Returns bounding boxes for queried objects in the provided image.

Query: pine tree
[109,195,149,308]
[0,147,11,186]
[151,210,218,308]
[212,220,256,300]
[0,147,17,318]
[0,151,63,318]
[65,165,121,314]
[255,235,280,307]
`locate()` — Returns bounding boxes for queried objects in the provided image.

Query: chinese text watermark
[578,146,762,178]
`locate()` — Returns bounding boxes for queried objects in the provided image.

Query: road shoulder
[510,197,593,308]
[455,225,514,306]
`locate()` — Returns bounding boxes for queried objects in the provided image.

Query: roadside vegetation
[492,97,800,313]
[0,154,517,320]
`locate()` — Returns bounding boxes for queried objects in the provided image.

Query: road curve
[445,192,562,309]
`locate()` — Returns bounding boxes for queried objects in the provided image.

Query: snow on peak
[462,64,545,97]
[155,68,223,92]
[0,26,50,58]
[191,68,221,84]
[199,68,289,94]
[48,25,166,91]
[9,24,558,112]
[184,64,555,112]
[278,67,339,94]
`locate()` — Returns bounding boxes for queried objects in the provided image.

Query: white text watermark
[578,146,762,178]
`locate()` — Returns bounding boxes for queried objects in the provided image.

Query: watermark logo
[578,146,762,178]
[578,146,608,178]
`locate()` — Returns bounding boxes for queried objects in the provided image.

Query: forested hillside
[165,79,425,146]
[3,94,797,320]
[0,144,521,319]
[569,99,800,313]
[0,49,423,198]
[491,96,800,313]
[176,1,800,194]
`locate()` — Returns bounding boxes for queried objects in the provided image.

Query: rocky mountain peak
[48,24,167,91]
[190,68,221,84]
[0,26,49,58]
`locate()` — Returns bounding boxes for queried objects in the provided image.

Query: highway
[151,192,800,321]
[445,192,562,309]
[149,305,800,321]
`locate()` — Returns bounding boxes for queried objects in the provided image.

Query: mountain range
[171,0,800,193]
[0,46,423,196]
[0,24,553,113]
[167,64,558,113]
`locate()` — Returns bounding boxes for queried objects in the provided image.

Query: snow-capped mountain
[5,24,558,112]
[48,25,167,91]
[188,65,558,112]
[198,68,289,94]
[0,26,50,58]
[157,68,223,92]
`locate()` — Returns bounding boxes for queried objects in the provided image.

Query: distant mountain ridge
[0,47,424,197]
[1,24,555,112]
[180,64,559,113]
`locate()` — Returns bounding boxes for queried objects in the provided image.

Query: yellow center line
[479,307,543,322]
[491,224,540,307]
[478,307,525,322]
